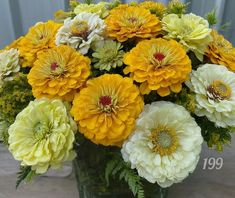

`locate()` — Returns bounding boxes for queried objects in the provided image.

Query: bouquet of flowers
[1,0,235,197]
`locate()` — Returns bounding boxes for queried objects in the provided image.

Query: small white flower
[0,48,20,82]
[121,101,203,188]
[187,64,235,127]
[55,13,106,55]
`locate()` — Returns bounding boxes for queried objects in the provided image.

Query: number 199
[203,157,223,170]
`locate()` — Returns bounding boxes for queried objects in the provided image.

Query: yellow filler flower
[206,30,235,71]
[124,38,191,96]
[71,74,144,146]
[28,45,91,101]
[105,5,161,42]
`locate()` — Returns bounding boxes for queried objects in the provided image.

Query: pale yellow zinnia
[74,2,109,18]
[162,13,212,61]
[8,98,77,174]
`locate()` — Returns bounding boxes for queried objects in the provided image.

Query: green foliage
[0,113,10,145]
[107,0,121,10]
[69,0,80,10]
[220,22,231,32]
[167,0,189,15]
[176,88,196,113]
[187,51,202,69]
[205,9,218,27]
[196,116,232,151]
[105,155,144,198]
[16,166,36,189]
[84,0,93,5]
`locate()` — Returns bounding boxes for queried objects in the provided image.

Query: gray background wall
[0,0,234,49]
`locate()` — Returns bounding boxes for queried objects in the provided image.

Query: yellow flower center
[151,126,178,156]
[98,95,117,113]
[207,80,232,100]
[34,122,50,140]
[123,14,144,28]
[70,20,89,40]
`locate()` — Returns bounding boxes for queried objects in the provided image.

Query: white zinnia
[55,13,106,55]
[0,48,20,83]
[187,64,235,128]
[121,101,203,188]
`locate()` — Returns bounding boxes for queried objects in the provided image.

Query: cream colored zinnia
[187,64,235,128]
[74,2,109,18]
[0,48,20,82]
[162,13,212,61]
[8,98,77,174]
[121,101,203,187]
[56,13,106,55]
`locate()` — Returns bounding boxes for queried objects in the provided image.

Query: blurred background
[0,0,235,198]
[0,0,235,49]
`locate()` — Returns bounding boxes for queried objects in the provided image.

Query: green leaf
[84,0,93,5]
[205,9,218,27]
[196,116,232,151]
[16,166,36,189]
[220,22,231,32]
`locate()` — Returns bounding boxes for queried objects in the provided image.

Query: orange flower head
[28,45,91,101]
[124,38,192,96]
[70,74,144,146]
[139,1,166,18]
[19,21,62,67]
[105,5,161,42]
[206,30,235,71]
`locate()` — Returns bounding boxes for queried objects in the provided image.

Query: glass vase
[73,139,168,198]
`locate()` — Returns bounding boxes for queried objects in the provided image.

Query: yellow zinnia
[70,74,144,146]
[206,30,235,71]
[28,45,91,101]
[105,5,161,42]
[124,38,191,96]
[139,1,166,18]
[19,20,61,67]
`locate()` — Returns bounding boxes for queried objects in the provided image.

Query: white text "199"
[203,157,223,170]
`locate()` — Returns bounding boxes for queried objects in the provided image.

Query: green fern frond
[105,155,144,198]
[105,158,119,186]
